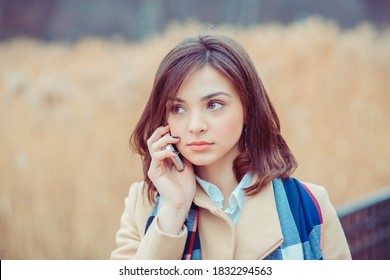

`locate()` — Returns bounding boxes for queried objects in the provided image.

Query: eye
[207,101,224,111]
[171,104,186,114]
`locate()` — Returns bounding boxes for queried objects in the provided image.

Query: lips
[187,141,213,152]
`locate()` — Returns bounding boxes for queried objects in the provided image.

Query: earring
[245,128,248,151]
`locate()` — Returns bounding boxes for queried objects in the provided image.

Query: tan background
[1,18,389,259]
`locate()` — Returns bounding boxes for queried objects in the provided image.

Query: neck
[194,153,239,204]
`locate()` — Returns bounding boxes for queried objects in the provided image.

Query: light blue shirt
[195,172,254,225]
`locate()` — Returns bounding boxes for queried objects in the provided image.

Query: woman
[111,34,351,260]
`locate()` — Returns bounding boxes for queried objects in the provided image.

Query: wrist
[156,204,190,235]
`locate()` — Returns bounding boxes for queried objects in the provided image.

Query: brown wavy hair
[131,34,298,203]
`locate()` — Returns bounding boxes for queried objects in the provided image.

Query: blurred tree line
[0,0,389,41]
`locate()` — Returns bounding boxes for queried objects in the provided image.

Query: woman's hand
[146,124,196,234]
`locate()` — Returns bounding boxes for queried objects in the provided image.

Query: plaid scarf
[144,177,323,260]
[265,178,323,260]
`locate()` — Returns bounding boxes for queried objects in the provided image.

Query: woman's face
[167,65,244,169]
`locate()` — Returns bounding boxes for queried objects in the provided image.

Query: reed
[0,17,389,259]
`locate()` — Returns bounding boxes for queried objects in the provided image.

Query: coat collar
[193,177,283,259]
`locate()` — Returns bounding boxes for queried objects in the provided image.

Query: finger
[152,149,179,161]
[146,125,171,147]
[151,134,180,153]
[148,149,178,174]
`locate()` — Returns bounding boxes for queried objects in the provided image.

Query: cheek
[218,113,244,140]
[167,118,184,137]
[228,119,244,136]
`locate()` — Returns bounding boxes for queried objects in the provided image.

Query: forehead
[175,65,238,100]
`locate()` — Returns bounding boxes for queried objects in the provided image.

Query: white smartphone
[165,144,184,171]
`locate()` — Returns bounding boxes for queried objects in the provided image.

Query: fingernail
[172,136,180,140]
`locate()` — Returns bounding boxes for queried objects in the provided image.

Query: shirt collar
[195,176,224,209]
[195,172,254,210]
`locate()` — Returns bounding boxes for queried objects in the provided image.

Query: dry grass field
[1,17,389,259]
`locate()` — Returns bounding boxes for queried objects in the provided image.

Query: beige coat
[111,180,351,260]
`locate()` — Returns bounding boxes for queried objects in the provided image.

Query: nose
[187,112,208,134]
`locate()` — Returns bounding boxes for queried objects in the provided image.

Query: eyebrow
[173,92,232,103]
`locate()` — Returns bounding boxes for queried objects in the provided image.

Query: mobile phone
[165,144,184,171]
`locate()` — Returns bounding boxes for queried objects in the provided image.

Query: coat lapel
[234,180,284,259]
[193,184,237,259]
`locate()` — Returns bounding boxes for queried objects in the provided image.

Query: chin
[192,158,225,168]
[189,160,212,167]
[184,155,215,167]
